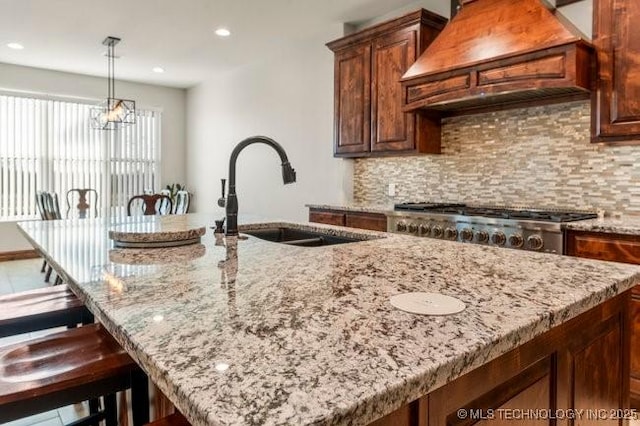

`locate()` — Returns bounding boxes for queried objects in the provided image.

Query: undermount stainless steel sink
[243,227,369,247]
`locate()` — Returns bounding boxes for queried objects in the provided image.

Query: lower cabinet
[565,229,640,408]
[308,208,387,232]
[631,287,640,408]
[367,292,630,425]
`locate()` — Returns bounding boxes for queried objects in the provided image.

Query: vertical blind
[0,94,161,220]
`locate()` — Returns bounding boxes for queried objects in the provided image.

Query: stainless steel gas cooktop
[388,202,597,254]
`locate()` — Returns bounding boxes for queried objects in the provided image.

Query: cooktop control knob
[491,231,506,246]
[396,221,407,232]
[508,234,524,248]
[444,227,458,240]
[460,228,473,242]
[418,223,431,236]
[527,235,544,251]
[476,230,489,243]
[432,226,443,238]
[408,223,418,233]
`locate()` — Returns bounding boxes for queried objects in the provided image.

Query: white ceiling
[0,0,451,89]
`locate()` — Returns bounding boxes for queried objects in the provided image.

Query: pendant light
[90,36,136,130]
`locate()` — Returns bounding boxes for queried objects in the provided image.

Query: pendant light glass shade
[91,36,136,130]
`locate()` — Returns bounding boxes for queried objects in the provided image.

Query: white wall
[186,27,353,222]
[0,62,187,252]
[355,0,450,28]
[556,0,592,39]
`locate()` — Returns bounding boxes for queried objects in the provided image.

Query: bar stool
[0,285,92,338]
[145,412,190,426]
[0,323,149,425]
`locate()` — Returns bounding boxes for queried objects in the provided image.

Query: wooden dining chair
[127,194,173,216]
[35,192,49,274]
[173,191,190,214]
[0,323,149,426]
[66,188,99,219]
[41,191,62,220]
[36,191,63,283]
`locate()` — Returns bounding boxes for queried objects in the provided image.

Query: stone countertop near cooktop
[17,213,640,426]
[305,203,394,215]
[563,216,640,236]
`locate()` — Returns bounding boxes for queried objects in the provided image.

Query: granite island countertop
[17,213,640,426]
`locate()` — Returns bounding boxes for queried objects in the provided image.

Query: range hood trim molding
[400,39,592,83]
[402,42,593,114]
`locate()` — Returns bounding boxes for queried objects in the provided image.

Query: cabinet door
[345,212,387,232]
[592,0,640,141]
[371,27,417,152]
[309,209,346,227]
[631,288,640,407]
[334,45,371,155]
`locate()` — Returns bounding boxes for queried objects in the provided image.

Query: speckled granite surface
[305,203,394,214]
[109,215,206,244]
[564,216,640,236]
[17,214,640,426]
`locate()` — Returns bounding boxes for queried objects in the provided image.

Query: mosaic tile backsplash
[353,100,640,215]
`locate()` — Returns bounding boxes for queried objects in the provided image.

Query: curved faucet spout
[224,136,297,236]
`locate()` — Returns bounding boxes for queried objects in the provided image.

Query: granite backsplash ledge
[354,100,640,215]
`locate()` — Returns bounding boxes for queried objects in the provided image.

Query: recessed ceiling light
[214,28,231,37]
[7,42,24,50]
[152,67,165,73]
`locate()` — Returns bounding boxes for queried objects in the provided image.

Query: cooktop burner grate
[393,202,597,223]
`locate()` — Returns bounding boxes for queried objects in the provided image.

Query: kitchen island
[18,214,640,426]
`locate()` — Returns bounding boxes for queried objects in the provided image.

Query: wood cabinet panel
[308,208,387,232]
[334,45,371,155]
[371,27,417,152]
[475,378,549,425]
[592,0,640,142]
[477,55,566,86]
[308,210,346,227]
[631,291,640,408]
[367,399,426,426]
[568,323,623,425]
[565,229,640,408]
[565,230,640,264]
[345,213,387,232]
[407,74,470,103]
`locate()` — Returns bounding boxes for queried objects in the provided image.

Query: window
[0,93,161,220]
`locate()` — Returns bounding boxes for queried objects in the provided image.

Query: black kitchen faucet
[218,136,296,236]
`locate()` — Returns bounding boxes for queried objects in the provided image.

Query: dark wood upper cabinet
[327,10,447,158]
[334,45,371,155]
[592,0,640,142]
[371,29,416,153]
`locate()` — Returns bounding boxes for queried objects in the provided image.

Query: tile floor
[1,259,640,426]
[0,258,90,426]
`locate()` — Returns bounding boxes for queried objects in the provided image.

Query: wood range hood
[401,0,594,115]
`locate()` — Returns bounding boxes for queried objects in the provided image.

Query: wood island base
[370,290,631,426]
